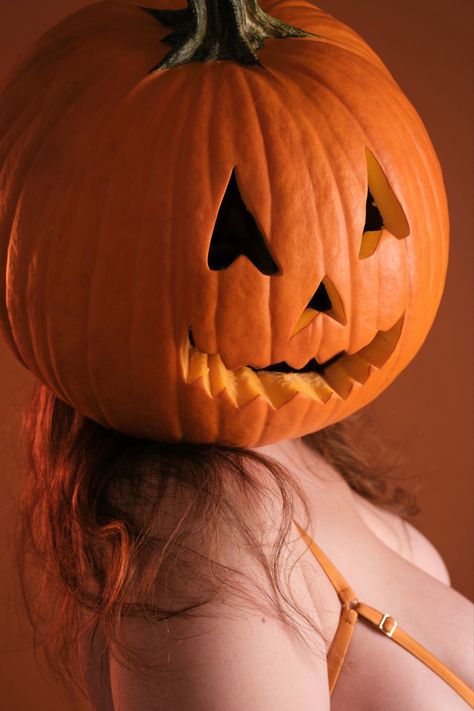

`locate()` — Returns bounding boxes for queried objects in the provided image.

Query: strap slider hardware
[379,613,398,638]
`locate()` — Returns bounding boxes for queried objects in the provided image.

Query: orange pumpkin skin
[0,1,448,445]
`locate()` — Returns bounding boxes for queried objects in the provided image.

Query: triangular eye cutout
[359,147,410,259]
[208,169,280,276]
[364,188,384,233]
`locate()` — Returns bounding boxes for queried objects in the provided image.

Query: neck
[252,436,352,496]
[252,437,375,546]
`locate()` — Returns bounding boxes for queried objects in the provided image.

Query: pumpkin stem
[141,1,317,71]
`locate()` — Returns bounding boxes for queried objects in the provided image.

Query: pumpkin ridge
[360,59,447,321]
[212,66,274,364]
[76,72,189,422]
[260,64,356,355]
[0,78,84,367]
[227,61,327,363]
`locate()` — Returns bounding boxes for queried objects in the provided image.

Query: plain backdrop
[0,1,472,709]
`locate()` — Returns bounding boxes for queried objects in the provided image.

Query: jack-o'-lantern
[0,0,448,445]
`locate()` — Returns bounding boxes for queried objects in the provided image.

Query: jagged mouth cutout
[182,148,409,408]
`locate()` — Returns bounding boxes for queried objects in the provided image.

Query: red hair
[16,381,419,707]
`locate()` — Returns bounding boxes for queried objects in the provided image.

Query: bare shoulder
[107,481,331,711]
[108,596,331,711]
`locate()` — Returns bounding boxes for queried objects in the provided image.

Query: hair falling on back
[15,380,420,707]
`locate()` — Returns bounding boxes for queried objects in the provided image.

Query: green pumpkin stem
[141,1,317,71]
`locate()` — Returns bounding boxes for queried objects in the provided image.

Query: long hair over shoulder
[15,380,420,707]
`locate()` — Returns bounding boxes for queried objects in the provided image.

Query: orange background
[0,1,472,709]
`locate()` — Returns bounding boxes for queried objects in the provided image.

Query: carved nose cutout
[359,147,410,259]
[208,168,280,276]
[291,276,346,336]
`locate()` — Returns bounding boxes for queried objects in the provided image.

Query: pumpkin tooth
[234,366,269,407]
[224,368,238,404]
[303,372,334,403]
[290,373,332,402]
[187,348,211,393]
[321,362,354,399]
[208,353,229,397]
[338,352,372,383]
[357,315,404,367]
[256,372,299,408]
[258,371,294,409]
[208,354,238,406]
[182,330,191,380]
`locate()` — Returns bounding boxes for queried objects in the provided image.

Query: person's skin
[249,436,474,710]
[101,434,474,710]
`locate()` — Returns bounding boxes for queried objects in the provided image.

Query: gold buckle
[378,613,398,638]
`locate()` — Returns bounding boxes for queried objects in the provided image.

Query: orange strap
[294,521,474,707]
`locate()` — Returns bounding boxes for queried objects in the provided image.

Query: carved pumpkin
[0,0,448,445]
